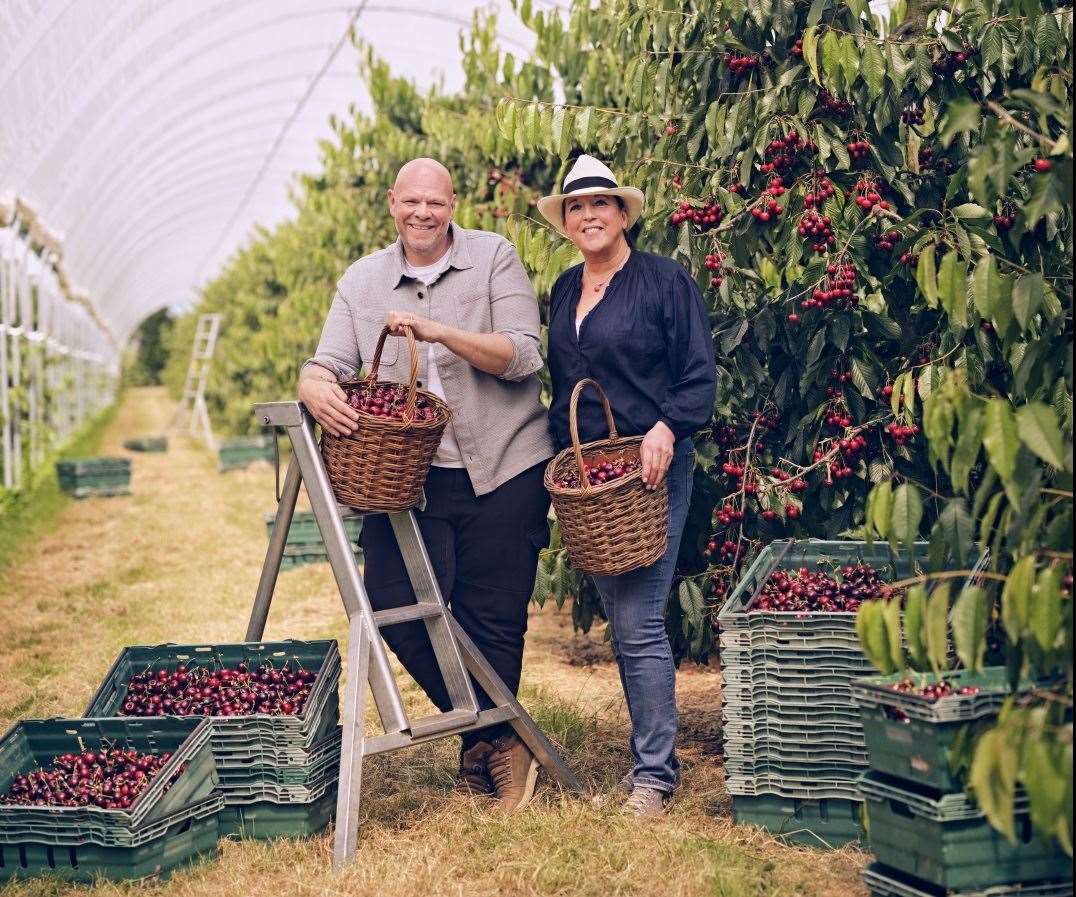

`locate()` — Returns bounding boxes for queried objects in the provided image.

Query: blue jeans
[591,437,694,793]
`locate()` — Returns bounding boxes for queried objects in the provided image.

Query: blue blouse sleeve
[657,264,717,439]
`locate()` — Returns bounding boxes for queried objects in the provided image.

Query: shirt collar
[391,222,474,288]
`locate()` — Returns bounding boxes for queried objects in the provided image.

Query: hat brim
[536,185,645,238]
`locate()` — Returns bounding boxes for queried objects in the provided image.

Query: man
[298,158,554,810]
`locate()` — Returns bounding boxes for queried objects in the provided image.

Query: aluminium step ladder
[245,401,582,870]
[169,312,221,450]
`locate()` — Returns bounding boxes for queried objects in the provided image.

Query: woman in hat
[537,155,716,816]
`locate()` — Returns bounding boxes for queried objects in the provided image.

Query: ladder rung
[373,604,443,627]
[408,708,478,739]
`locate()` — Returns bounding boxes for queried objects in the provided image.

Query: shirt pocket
[452,289,492,332]
[352,306,399,373]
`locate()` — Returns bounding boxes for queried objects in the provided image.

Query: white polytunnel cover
[0,1,568,345]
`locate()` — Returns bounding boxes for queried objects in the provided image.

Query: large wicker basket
[544,379,668,576]
[321,325,450,512]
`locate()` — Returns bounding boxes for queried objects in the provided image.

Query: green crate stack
[716,539,935,846]
[84,640,342,840]
[122,437,168,453]
[852,669,1071,893]
[217,435,276,472]
[0,718,223,882]
[55,457,131,498]
[265,511,363,571]
[862,862,1074,897]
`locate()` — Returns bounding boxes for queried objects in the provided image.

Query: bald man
[299,158,554,810]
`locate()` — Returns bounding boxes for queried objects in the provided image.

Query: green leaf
[802,25,821,84]
[937,250,969,327]
[862,42,886,97]
[925,583,951,677]
[890,483,924,550]
[821,30,843,87]
[904,585,930,671]
[939,97,982,148]
[970,728,1018,843]
[972,254,1005,321]
[856,600,896,674]
[939,498,975,565]
[950,404,985,496]
[1001,554,1036,643]
[1012,274,1044,330]
[952,203,990,219]
[839,33,859,87]
[951,586,991,673]
[869,481,893,542]
[575,106,595,148]
[881,597,906,673]
[1016,403,1068,470]
[983,399,1020,484]
[1030,566,1063,653]
[916,250,938,307]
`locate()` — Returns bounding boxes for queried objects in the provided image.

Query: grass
[0,387,869,897]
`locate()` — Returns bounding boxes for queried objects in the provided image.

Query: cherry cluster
[724,53,764,78]
[714,503,746,527]
[706,537,740,559]
[873,229,903,252]
[803,174,836,208]
[798,210,835,254]
[933,49,972,77]
[120,663,317,717]
[711,423,739,446]
[346,383,439,422]
[727,182,746,195]
[890,679,982,701]
[824,399,854,429]
[847,138,872,162]
[791,38,803,56]
[669,199,724,230]
[2,747,175,810]
[772,468,808,494]
[899,250,920,267]
[750,177,787,225]
[901,104,925,126]
[817,89,853,118]
[761,132,815,176]
[749,563,896,613]
[721,460,747,478]
[918,146,956,175]
[993,207,1016,231]
[885,420,920,446]
[804,263,858,311]
[554,455,641,489]
[853,179,891,215]
[705,251,732,288]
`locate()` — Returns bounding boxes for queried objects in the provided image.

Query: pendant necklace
[583,245,630,294]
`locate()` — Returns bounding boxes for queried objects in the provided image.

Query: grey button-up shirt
[304,223,555,496]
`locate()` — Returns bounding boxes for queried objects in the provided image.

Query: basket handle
[365,324,420,420]
[568,378,619,491]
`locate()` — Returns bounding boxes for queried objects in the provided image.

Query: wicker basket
[544,379,668,575]
[321,325,450,511]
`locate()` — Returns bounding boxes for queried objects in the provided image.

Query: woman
[537,155,716,816]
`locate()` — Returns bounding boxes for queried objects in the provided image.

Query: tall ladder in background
[170,313,221,451]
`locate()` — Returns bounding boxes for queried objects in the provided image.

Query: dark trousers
[359,461,550,748]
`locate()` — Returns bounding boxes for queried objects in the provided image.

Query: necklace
[583,245,631,294]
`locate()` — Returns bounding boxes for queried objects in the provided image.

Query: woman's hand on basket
[639,421,675,489]
[298,378,359,437]
[387,311,445,343]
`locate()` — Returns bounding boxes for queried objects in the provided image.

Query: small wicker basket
[544,378,668,576]
[321,325,450,512]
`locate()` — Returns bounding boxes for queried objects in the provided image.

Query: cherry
[881,384,894,398]
[749,562,895,613]
[901,104,925,126]
[1033,158,1053,173]
[787,313,800,325]
[818,89,852,118]
[345,383,439,423]
[554,454,641,489]
[665,123,679,136]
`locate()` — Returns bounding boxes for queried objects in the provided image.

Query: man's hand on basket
[639,421,675,489]
[298,376,359,437]
[387,311,445,343]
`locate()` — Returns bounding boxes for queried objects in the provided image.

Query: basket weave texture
[544,378,668,575]
[321,325,450,511]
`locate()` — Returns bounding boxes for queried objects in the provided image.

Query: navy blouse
[546,249,717,451]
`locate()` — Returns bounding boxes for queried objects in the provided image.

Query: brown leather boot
[487,733,539,811]
[455,740,494,796]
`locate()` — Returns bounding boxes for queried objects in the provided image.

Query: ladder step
[408,708,479,739]
[373,604,443,627]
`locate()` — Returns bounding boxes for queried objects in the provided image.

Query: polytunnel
[0,0,567,490]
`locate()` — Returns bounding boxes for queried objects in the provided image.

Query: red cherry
[1033,158,1053,173]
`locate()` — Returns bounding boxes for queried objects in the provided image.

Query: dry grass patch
[0,388,869,897]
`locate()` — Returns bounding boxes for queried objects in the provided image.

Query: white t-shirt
[402,253,465,468]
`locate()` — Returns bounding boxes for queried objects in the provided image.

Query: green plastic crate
[851,669,1033,791]
[219,783,336,840]
[732,793,864,847]
[265,511,362,544]
[726,772,864,801]
[861,773,1071,890]
[123,437,168,453]
[56,458,131,475]
[721,699,863,728]
[725,739,868,765]
[0,718,217,837]
[84,641,341,747]
[863,862,1073,897]
[217,729,341,788]
[0,804,220,883]
[218,436,275,471]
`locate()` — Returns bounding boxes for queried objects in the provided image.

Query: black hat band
[562,175,618,193]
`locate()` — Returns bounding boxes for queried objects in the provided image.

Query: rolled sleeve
[489,239,544,382]
[301,290,360,382]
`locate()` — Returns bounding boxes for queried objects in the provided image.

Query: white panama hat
[537,154,645,237]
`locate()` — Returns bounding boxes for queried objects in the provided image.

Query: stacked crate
[0,718,222,882]
[265,511,363,570]
[84,640,342,840]
[716,540,931,846]
[217,435,276,471]
[852,670,1072,897]
[123,436,168,453]
[55,458,131,498]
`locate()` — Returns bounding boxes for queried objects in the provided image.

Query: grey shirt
[304,223,555,496]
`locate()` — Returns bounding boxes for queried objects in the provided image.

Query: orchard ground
[0,388,868,897]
